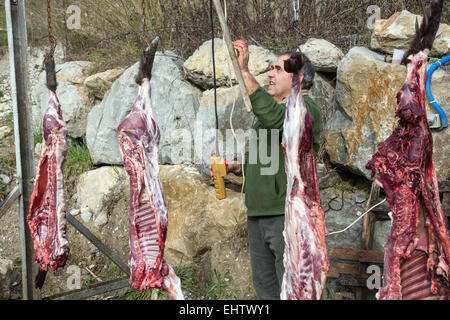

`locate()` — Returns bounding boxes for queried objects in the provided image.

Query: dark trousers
[247,215,285,300]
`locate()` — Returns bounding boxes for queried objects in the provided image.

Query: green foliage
[204,269,237,300]
[334,182,354,192]
[33,128,43,147]
[0,4,7,47]
[64,138,94,179]
[83,277,97,287]
[117,257,237,300]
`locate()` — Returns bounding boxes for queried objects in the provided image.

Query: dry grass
[24,0,449,72]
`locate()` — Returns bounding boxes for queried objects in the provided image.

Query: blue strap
[426,55,450,128]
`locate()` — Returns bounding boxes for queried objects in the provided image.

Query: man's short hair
[277,50,315,90]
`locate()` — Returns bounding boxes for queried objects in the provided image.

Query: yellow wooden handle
[211,156,227,200]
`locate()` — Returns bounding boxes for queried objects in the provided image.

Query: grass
[117,256,237,300]
[33,128,43,147]
[64,137,94,179]
[0,4,6,47]
[334,182,354,192]
[204,269,237,300]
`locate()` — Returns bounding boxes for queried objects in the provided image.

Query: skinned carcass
[280,53,329,300]
[27,53,69,289]
[117,38,184,300]
[366,0,449,300]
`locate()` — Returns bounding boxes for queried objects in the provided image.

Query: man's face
[267,54,293,102]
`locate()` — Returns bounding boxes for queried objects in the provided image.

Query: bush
[24,1,449,72]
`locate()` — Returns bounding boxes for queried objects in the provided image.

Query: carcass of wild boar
[366,0,449,300]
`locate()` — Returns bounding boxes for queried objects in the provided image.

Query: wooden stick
[85,267,103,282]
[212,0,252,113]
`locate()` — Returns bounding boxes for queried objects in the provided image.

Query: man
[226,40,322,299]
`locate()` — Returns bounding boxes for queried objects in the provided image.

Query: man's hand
[233,40,250,73]
[226,160,242,175]
[232,40,260,96]
[209,160,241,182]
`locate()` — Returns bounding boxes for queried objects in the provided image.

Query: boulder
[308,72,336,146]
[0,258,13,299]
[299,38,345,73]
[373,220,392,252]
[84,68,125,100]
[32,61,93,138]
[370,10,450,57]
[86,51,201,165]
[194,85,257,175]
[161,165,247,264]
[324,47,450,181]
[183,38,276,90]
[75,166,125,230]
[322,187,368,250]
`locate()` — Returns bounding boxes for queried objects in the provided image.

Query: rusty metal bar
[66,213,130,276]
[43,277,130,300]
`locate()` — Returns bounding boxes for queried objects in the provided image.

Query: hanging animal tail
[35,268,47,290]
[284,52,306,74]
[401,0,444,65]
[135,36,160,85]
[44,52,57,93]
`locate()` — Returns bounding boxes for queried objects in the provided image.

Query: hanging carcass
[366,0,449,300]
[117,37,184,300]
[280,53,329,300]
[27,52,69,289]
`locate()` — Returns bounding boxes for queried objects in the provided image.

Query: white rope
[326,198,387,236]
[223,0,246,203]
[225,40,246,201]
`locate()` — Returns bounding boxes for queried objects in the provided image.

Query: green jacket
[243,87,322,217]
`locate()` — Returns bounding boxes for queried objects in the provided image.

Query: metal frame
[5,0,130,300]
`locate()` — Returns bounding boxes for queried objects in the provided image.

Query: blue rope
[426,55,449,128]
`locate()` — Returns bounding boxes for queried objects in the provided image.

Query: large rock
[322,187,368,250]
[299,38,344,73]
[371,10,450,57]
[194,77,267,175]
[0,258,13,299]
[84,68,125,100]
[86,51,201,165]
[32,61,92,138]
[183,38,276,89]
[373,220,392,252]
[309,72,336,139]
[325,47,450,181]
[161,165,247,264]
[75,166,125,230]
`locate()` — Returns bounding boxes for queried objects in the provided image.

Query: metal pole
[5,0,37,300]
